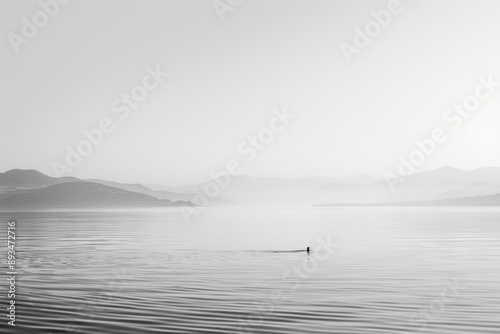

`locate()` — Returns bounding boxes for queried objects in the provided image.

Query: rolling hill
[315,193,500,207]
[0,181,190,209]
[0,169,79,188]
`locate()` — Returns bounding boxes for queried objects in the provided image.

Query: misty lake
[2,208,500,333]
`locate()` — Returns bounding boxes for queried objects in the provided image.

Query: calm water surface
[1,208,500,333]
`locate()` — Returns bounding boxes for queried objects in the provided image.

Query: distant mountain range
[181,167,500,206]
[310,167,500,207]
[1,167,500,209]
[0,170,192,209]
[315,193,500,207]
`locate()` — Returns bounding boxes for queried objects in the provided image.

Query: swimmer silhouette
[306,247,310,254]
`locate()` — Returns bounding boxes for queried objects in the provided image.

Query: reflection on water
[1,208,500,333]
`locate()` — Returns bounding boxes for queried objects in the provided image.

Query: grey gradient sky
[2,0,500,186]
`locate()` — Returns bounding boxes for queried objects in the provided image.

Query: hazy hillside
[434,182,500,200]
[423,194,500,206]
[0,169,79,188]
[302,181,390,205]
[88,179,194,202]
[307,167,500,206]
[188,175,335,206]
[345,175,380,185]
[0,182,190,209]
[316,193,500,207]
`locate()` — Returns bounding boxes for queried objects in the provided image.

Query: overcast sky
[2,0,500,186]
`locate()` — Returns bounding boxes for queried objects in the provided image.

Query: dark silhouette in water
[307,247,310,254]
